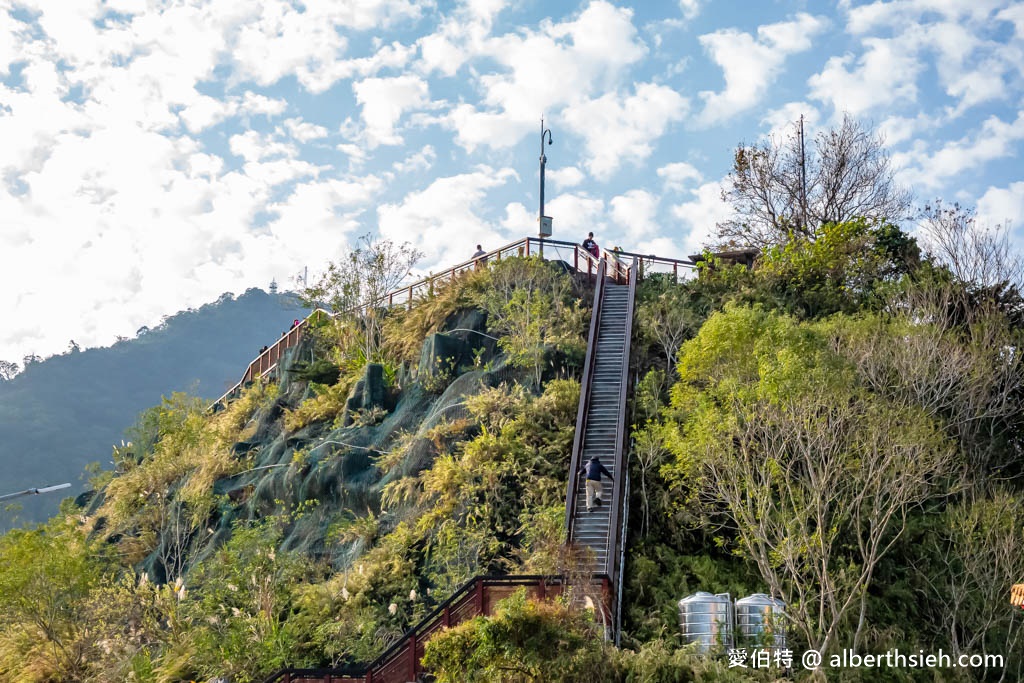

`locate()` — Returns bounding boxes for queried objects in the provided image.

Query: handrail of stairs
[260,573,602,683]
[565,259,607,540]
[605,257,638,638]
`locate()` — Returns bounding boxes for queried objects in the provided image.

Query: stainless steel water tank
[735,593,786,648]
[678,592,734,652]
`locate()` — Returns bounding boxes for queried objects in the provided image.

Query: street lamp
[538,117,553,238]
[0,482,71,503]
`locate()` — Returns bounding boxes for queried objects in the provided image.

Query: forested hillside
[0,288,307,529]
[1,217,1020,682]
[2,116,1023,681]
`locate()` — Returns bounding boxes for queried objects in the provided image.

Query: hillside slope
[0,288,307,529]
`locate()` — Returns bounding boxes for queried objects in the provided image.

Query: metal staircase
[570,282,629,573]
[565,257,637,643]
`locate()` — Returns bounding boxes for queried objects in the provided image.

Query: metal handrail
[565,260,607,539]
[605,260,637,565]
[604,258,637,636]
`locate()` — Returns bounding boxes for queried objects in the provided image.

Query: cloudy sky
[2,0,1023,366]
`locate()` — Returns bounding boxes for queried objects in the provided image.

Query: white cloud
[999,3,1024,37]
[229,0,428,93]
[976,181,1024,230]
[656,162,702,192]
[352,75,430,147]
[678,0,703,20]
[438,0,648,152]
[548,166,586,189]
[392,145,437,174]
[893,110,1024,189]
[759,102,821,141]
[563,82,688,179]
[670,180,731,253]
[281,118,329,143]
[697,13,828,124]
[808,36,923,116]
[501,201,536,235]
[844,0,1005,34]
[545,192,608,239]
[611,189,660,240]
[377,167,518,266]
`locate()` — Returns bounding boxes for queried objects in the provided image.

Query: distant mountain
[0,288,308,529]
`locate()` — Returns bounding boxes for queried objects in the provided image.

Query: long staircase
[564,257,637,643]
[569,282,629,573]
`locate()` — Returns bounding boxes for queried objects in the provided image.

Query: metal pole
[539,118,546,223]
[539,118,552,237]
[0,483,71,503]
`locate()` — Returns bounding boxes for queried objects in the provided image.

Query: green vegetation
[3,173,1024,680]
[624,214,1024,680]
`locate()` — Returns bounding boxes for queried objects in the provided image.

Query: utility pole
[538,117,553,238]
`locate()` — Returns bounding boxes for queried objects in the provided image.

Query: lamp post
[538,117,553,238]
[0,482,71,503]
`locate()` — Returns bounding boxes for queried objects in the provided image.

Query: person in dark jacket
[580,456,612,512]
[582,232,599,258]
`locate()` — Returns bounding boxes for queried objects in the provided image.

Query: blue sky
[2,0,1023,366]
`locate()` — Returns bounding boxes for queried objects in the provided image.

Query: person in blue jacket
[580,456,612,512]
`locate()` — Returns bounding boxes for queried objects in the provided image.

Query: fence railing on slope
[261,574,599,683]
[212,237,623,408]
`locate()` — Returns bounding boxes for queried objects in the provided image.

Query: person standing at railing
[582,232,600,258]
[472,244,486,259]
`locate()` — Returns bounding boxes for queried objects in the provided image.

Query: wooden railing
[213,237,681,408]
[261,574,607,683]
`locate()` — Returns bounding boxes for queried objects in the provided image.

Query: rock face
[417,308,498,384]
[342,363,391,426]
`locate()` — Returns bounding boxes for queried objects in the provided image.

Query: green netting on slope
[236,354,527,565]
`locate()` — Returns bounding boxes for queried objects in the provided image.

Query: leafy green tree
[0,519,102,681]
[422,589,613,683]
[477,257,586,388]
[663,305,952,655]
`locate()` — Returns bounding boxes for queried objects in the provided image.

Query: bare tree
[0,360,18,381]
[303,234,423,363]
[929,490,1024,683]
[846,282,1024,480]
[917,200,1023,291]
[718,114,912,248]
[695,384,950,655]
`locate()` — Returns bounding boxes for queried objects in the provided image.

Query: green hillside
[0,289,308,530]
[0,226,1021,682]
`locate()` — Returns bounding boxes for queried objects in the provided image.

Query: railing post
[366,667,373,683]
[443,605,451,627]
[476,579,485,615]
[409,633,417,681]
[407,285,412,310]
